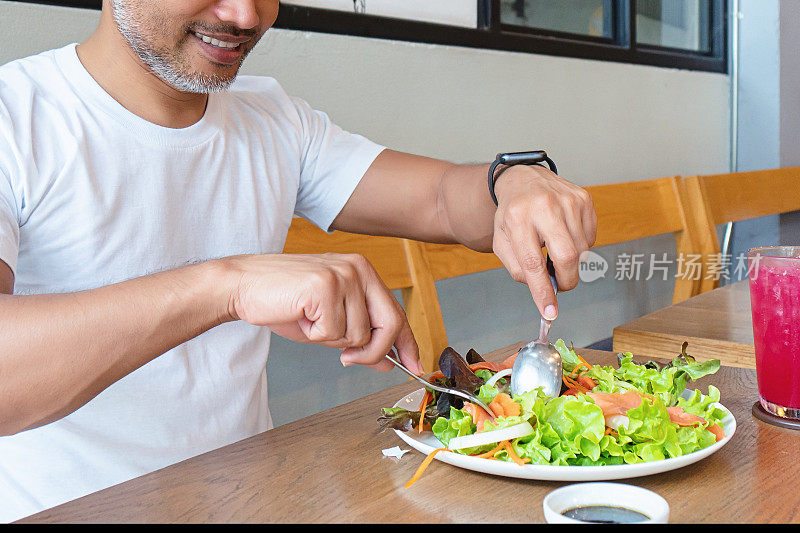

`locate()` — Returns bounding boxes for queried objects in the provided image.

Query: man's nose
[213,0,261,30]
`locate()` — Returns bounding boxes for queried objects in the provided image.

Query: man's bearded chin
[110,0,244,94]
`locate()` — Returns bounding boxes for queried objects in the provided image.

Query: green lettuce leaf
[554,339,720,406]
[677,385,727,436]
[477,384,500,405]
[474,369,493,382]
[431,407,479,450]
[610,392,720,463]
[514,393,606,465]
[554,339,581,373]
[613,351,720,406]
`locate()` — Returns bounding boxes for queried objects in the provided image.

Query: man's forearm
[331,150,496,248]
[437,162,497,252]
[0,260,233,435]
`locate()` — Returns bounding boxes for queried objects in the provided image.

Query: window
[636,0,711,52]
[279,0,727,72]
[499,0,615,40]
[10,0,727,73]
[286,0,477,28]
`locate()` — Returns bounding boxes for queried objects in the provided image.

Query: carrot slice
[473,442,505,459]
[405,448,447,488]
[503,441,530,466]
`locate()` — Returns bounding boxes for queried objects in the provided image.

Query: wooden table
[19,342,800,523]
[614,280,755,369]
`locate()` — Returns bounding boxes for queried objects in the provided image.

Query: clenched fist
[221,253,422,374]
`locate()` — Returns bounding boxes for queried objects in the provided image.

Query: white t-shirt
[0,44,385,522]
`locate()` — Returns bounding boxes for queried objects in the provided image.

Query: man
[0,0,596,521]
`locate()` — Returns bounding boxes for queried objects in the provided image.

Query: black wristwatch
[488,150,558,206]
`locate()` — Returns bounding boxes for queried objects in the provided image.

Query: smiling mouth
[192,31,246,50]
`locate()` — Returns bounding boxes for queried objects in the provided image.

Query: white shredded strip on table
[382,446,411,459]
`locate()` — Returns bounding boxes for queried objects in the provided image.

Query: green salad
[379,341,726,487]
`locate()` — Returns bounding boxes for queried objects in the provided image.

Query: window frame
[9,0,728,74]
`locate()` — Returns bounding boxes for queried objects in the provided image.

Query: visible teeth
[194,32,239,49]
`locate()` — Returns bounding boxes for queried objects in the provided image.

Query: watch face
[498,150,548,166]
[490,151,557,205]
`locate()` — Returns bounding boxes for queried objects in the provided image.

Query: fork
[384,354,496,420]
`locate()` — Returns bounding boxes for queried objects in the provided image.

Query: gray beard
[110,0,236,94]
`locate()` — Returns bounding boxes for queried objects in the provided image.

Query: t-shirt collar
[54,43,223,148]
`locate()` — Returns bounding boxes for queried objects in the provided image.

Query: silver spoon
[384,354,496,420]
[510,257,563,398]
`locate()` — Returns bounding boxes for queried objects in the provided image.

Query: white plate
[393,388,736,481]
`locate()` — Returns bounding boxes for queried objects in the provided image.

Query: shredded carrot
[426,371,444,382]
[417,390,431,433]
[405,448,447,488]
[576,353,593,370]
[473,442,506,459]
[562,375,588,393]
[570,362,591,376]
[604,427,618,436]
[503,441,530,466]
[417,389,429,412]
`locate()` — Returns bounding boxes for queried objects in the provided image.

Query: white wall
[0,0,731,426]
[248,30,729,183]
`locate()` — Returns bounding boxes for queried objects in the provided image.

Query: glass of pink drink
[749,246,800,418]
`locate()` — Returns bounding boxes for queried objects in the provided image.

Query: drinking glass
[748,246,800,418]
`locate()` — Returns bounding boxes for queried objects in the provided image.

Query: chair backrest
[283,217,448,372]
[283,175,698,371]
[422,175,698,303]
[683,166,800,293]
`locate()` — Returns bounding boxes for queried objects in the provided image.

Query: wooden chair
[422,175,698,304]
[283,217,448,372]
[284,175,698,369]
[683,166,800,294]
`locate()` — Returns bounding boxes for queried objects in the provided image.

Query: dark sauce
[561,505,650,524]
